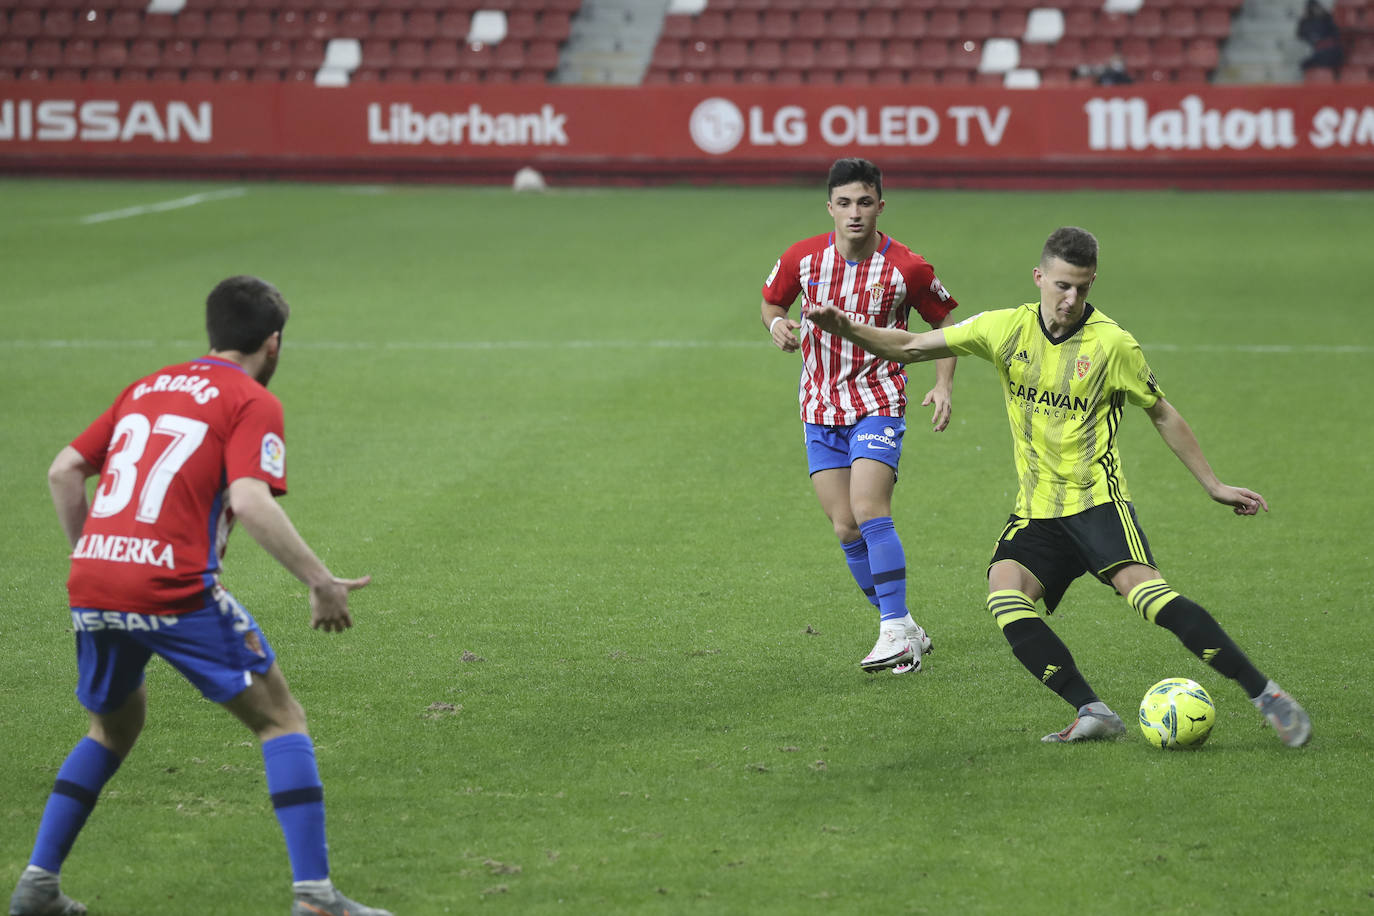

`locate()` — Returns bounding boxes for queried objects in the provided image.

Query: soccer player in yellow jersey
[807,226,1312,747]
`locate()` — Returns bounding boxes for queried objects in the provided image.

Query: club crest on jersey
[1075,357,1092,379]
[868,282,886,307]
[260,433,285,478]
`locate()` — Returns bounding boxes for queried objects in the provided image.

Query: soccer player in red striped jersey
[761,158,960,674]
[10,277,390,916]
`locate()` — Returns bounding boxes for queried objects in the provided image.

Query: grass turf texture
[1,179,1372,915]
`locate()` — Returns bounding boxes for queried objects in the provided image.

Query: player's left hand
[922,386,953,432]
[804,304,845,334]
[1213,485,1269,516]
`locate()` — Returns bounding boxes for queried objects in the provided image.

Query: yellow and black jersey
[943,302,1162,518]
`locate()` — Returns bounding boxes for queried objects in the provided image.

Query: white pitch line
[1,339,1370,354]
[79,188,247,225]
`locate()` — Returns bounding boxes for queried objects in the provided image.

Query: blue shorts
[805,415,906,475]
[71,587,276,713]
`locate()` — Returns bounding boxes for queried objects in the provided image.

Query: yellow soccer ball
[1139,678,1216,749]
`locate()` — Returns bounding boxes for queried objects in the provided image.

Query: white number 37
[90,413,208,524]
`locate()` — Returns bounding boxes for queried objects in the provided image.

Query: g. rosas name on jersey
[131,372,221,406]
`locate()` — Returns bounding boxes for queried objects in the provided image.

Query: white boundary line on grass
[79,188,247,225]
[3,339,1371,354]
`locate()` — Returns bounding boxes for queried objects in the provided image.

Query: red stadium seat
[373,11,405,41]
[194,38,228,69]
[162,38,194,68]
[853,38,882,69]
[1152,37,1185,69]
[778,38,816,71]
[794,10,826,39]
[95,39,128,67]
[405,10,437,39]
[1131,7,1163,39]
[829,9,861,40]
[42,11,76,39]
[62,38,95,67]
[963,10,996,39]
[539,11,572,41]
[1197,8,1232,40]
[491,39,523,70]
[0,38,29,67]
[863,9,896,35]
[7,10,42,39]
[525,38,558,72]
[205,10,238,39]
[1099,12,1129,39]
[1163,8,1199,39]
[1120,36,1150,69]
[172,11,206,40]
[660,15,692,41]
[817,37,852,67]
[760,10,793,37]
[360,38,392,68]
[227,37,259,68]
[716,38,749,68]
[883,40,919,70]
[74,11,109,39]
[337,10,370,40]
[1064,9,1095,36]
[892,10,927,39]
[425,39,460,69]
[926,10,958,39]
[1183,38,1219,68]
[505,10,537,40]
[436,12,470,41]
[259,38,292,69]
[993,10,1027,39]
[694,10,727,41]
[750,38,783,69]
[239,10,272,40]
[650,39,683,70]
[108,10,142,39]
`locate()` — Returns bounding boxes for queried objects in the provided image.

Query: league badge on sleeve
[260,432,285,478]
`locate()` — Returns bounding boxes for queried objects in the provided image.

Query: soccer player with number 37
[762,158,961,675]
[10,277,391,916]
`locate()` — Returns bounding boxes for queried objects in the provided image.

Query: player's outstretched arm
[227,477,372,632]
[805,304,955,365]
[1145,397,1268,516]
[49,445,98,548]
[762,301,800,352]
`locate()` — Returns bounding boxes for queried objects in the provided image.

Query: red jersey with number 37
[763,232,956,425]
[66,357,287,614]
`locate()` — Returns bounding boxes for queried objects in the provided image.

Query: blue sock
[859,516,908,623]
[840,538,880,609]
[262,733,330,882]
[30,737,123,873]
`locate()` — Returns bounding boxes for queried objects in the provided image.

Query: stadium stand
[643,0,1311,87]
[0,0,578,83]
[0,0,1367,87]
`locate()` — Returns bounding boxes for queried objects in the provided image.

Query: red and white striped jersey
[66,356,287,615]
[763,232,957,426]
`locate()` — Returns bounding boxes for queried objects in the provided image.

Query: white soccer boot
[859,628,914,672]
[892,621,933,675]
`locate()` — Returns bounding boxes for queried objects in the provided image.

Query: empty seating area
[0,0,579,83]
[1318,1,1374,84]
[647,0,1249,87]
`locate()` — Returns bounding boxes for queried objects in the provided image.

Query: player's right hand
[770,317,802,352]
[309,574,372,633]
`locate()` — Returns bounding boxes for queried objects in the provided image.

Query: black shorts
[989,502,1156,612]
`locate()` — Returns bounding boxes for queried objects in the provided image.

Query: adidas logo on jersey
[1011,349,1031,364]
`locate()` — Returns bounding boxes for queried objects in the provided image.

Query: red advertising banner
[2,82,1371,187]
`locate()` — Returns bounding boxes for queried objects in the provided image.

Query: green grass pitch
[1,178,1372,915]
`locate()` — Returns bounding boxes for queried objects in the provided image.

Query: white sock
[293,878,334,897]
[880,613,915,634]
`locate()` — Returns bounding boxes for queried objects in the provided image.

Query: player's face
[1034,258,1096,330]
[826,182,884,246]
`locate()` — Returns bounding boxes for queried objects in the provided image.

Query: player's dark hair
[1041,227,1099,269]
[206,275,290,353]
[827,158,882,201]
